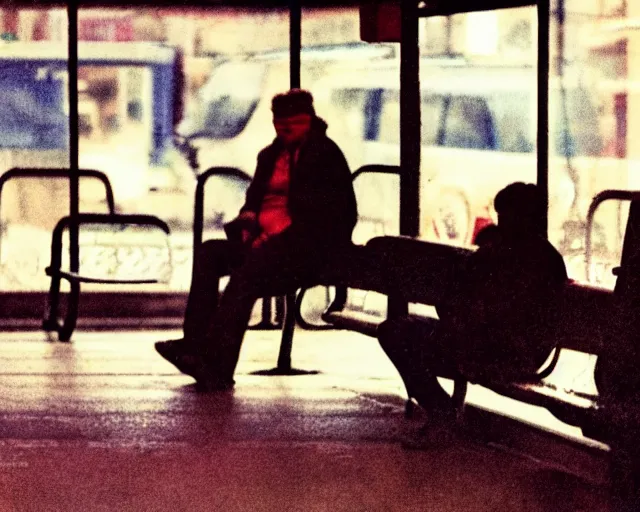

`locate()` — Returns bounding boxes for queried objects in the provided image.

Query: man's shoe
[156,341,235,391]
[155,339,200,377]
[178,354,235,393]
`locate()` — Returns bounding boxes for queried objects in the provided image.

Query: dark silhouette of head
[494,182,544,237]
[474,224,500,247]
[271,89,316,118]
[271,89,316,145]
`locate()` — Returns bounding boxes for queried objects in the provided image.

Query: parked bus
[0,41,198,291]
[0,40,190,230]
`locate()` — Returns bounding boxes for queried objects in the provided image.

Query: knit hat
[271,89,316,118]
[494,182,541,217]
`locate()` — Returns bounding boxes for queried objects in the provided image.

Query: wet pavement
[0,328,610,511]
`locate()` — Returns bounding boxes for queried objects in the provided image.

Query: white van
[182,47,629,280]
[313,58,635,286]
[313,58,586,247]
[178,43,395,175]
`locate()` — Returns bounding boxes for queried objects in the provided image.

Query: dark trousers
[183,239,243,342]
[184,231,341,382]
[377,316,459,413]
[378,315,553,414]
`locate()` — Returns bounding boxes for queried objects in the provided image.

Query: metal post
[537,0,550,238]
[252,0,317,377]
[400,0,421,239]
[251,291,318,376]
[276,293,297,369]
[389,0,420,319]
[289,0,301,89]
[67,1,80,275]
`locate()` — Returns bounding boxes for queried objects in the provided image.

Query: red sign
[3,9,19,37]
[360,2,401,43]
[79,18,134,42]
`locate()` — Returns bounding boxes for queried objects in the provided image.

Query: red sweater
[253,150,293,247]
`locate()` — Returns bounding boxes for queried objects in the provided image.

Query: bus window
[487,93,535,153]
[378,89,400,145]
[77,66,148,145]
[442,96,497,150]
[330,88,371,141]
[421,95,445,146]
[0,69,68,149]
[179,61,265,140]
[202,94,260,139]
[552,88,603,158]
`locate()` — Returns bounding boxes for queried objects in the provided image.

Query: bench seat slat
[482,380,599,411]
[319,299,601,411]
[46,268,158,285]
[321,310,383,338]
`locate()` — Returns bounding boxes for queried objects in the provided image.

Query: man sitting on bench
[378,182,568,443]
[155,89,357,391]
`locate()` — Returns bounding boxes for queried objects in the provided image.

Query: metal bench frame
[295,164,402,332]
[193,166,311,375]
[313,191,640,444]
[0,168,173,342]
[43,213,171,341]
[0,167,116,266]
[193,166,288,331]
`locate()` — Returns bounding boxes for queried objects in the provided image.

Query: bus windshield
[0,65,68,149]
[553,88,603,158]
[178,61,265,140]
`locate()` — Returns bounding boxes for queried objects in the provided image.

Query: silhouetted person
[378,182,568,443]
[472,223,500,247]
[155,89,357,391]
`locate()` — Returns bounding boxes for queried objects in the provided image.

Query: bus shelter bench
[43,213,171,342]
[197,164,401,375]
[196,164,402,334]
[306,235,620,442]
[315,236,471,338]
[461,280,613,440]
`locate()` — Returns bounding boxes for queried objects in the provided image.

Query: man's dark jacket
[239,117,357,247]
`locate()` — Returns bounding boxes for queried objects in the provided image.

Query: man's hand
[238,211,257,222]
[234,211,259,246]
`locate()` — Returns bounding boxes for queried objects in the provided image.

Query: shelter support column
[399,0,420,238]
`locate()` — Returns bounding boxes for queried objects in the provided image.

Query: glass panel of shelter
[0,6,291,292]
[0,2,631,296]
